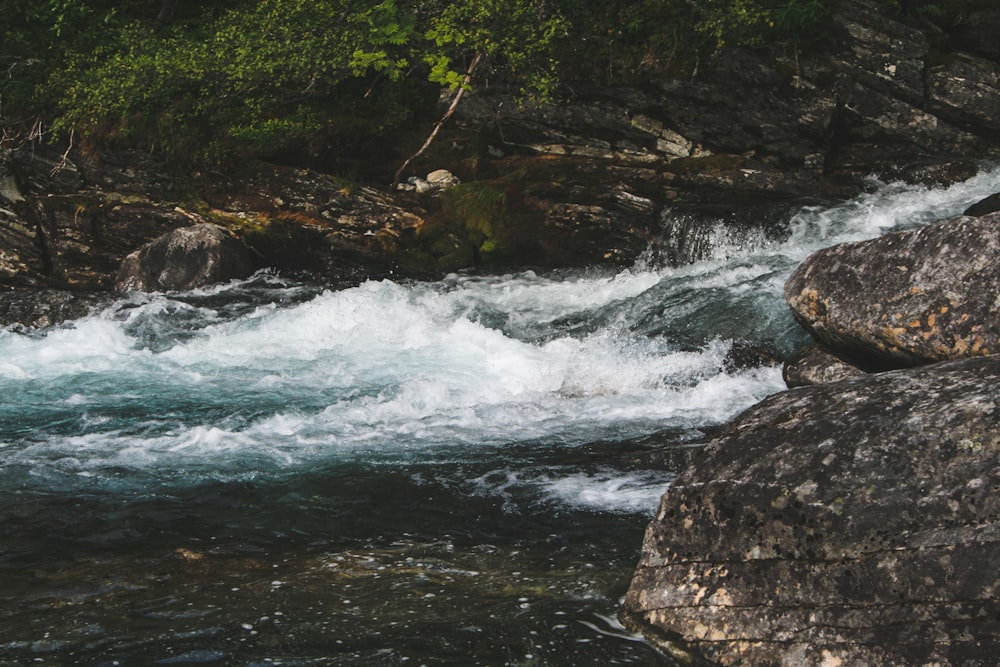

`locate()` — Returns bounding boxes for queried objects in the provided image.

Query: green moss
[440,182,508,251]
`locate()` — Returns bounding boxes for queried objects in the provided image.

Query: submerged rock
[115,223,257,292]
[621,356,1000,666]
[785,211,1000,368]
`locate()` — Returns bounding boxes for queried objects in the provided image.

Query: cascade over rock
[624,171,1000,663]
[622,356,1000,666]
[785,212,1000,369]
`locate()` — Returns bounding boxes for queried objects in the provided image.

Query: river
[2,168,998,666]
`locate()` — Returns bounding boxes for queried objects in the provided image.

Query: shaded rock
[783,344,867,387]
[927,54,1000,135]
[0,203,44,287]
[964,192,1000,216]
[38,196,193,289]
[785,212,1000,368]
[1,146,83,198]
[832,80,981,157]
[950,8,1000,61]
[1,148,193,290]
[0,289,108,330]
[205,163,424,280]
[622,356,1000,666]
[831,0,928,106]
[115,223,256,292]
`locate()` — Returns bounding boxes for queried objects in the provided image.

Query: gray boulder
[782,344,866,387]
[115,223,256,292]
[785,212,1000,368]
[621,356,1000,666]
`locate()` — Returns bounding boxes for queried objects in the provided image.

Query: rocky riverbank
[620,203,1000,665]
[4,0,1000,330]
[3,2,1000,665]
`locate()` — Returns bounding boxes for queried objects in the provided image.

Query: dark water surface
[3,170,998,666]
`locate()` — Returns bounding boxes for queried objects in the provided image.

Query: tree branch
[392,51,484,189]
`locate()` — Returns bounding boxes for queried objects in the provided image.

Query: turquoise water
[2,169,998,665]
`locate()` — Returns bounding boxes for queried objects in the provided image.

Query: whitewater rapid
[2,166,999,510]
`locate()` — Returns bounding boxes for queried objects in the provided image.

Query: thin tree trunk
[392,51,484,189]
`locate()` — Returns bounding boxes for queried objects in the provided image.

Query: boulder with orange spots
[784,212,1000,369]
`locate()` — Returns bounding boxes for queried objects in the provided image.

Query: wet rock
[723,342,782,373]
[785,212,1000,368]
[782,344,867,387]
[0,289,108,330]
[964,192,1000,216]
[622,356,1000,666]
[115,223,257,292]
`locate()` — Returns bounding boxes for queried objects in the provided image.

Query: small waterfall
[653,203,792,266]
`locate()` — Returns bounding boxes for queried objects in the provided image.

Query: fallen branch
[392,51,484,190]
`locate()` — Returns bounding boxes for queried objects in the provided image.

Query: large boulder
[785,212,1000,368]
[621,356,1000,666]
[115,223,256,292]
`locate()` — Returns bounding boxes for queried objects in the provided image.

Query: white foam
[784,165,1000,255]
[539,471,674,514]
[5,166,1000,501]
[469,468,675,515]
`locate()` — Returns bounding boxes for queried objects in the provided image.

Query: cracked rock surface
[621,356,1000,666]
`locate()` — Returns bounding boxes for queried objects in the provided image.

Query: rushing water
[2,168,999,666]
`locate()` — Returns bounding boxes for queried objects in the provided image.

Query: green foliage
[44,0,424,158]
[6,0,570,160]
[692,0,833,47]
[425,0,567,99]
[2,0,852,163]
